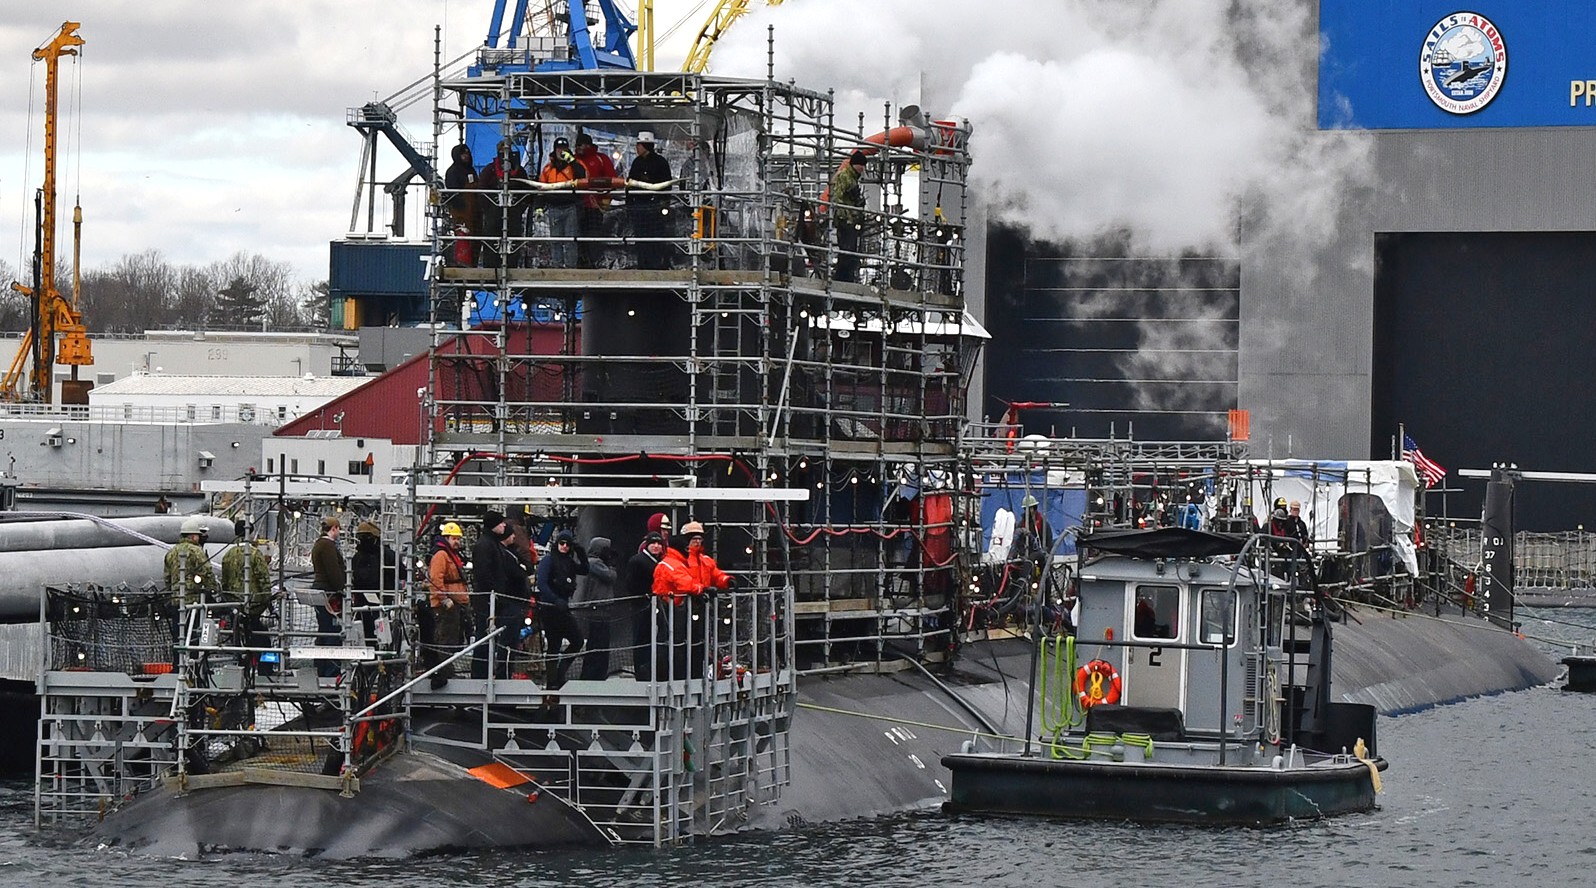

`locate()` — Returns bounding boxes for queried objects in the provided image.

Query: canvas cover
[1244,460,1420,575]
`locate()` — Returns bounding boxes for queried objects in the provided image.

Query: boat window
[1199,588,1236,645]
[1132,584,1179,639]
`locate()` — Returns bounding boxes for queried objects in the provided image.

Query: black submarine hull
[82,606,1556,857]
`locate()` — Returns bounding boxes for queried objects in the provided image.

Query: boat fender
[1353,737,1383,794]
[1074,659,1122,709]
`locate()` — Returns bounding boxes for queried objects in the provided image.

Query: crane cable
[15,54,38,278]
[70,43,84,309]
[658,0,716,44]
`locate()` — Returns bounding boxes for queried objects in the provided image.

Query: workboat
[943,526,1387,824]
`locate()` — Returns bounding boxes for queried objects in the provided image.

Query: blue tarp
[469,291,572,326]
[978,474,1087,557]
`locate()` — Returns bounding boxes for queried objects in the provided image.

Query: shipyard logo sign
[1419,13,1507,114]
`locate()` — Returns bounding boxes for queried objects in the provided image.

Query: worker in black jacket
[534,530,588,688]
[470,511,509,678]
[350,520,398,646]
[627,131,674,269]
[624,531,666,680]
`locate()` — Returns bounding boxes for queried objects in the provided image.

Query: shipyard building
[978,4,1596,530]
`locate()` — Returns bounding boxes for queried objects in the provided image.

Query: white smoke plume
[713,0,1373,433]
[713,0,1368,256]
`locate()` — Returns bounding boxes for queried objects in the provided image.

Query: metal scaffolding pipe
[0,542,232,620]
[0,515,235,553]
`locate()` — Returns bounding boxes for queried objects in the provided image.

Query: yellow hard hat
[440,522,464,537]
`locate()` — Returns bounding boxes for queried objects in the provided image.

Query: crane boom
[681,0,784,74]
[4,21,92,404]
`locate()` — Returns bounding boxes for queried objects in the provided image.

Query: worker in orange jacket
[537,137,587,267]
[651,521,733,678]
[426,522,469,688]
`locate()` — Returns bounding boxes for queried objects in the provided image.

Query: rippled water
[4,609,1592,887]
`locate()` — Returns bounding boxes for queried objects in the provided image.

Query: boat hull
[941,752,1383,824]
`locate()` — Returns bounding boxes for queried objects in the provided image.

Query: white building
[260,435,414,485]
[88,373,375,426]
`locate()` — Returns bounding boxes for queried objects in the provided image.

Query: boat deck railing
[1427,522,1596,592]
[33,579,798,845]
[435,185,965,301]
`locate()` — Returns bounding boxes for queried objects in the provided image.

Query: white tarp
[808,309,991,339]
[1244,459,1421,575]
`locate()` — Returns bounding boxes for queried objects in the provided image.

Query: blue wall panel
[1320,3,1596,129]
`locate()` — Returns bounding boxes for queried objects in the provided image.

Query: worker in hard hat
[426,522,470,689]
[1014,495,1054,560]
[627,131,674,269]
[164,516,219,665]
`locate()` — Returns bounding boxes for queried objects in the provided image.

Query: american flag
[1402,434,1446,488]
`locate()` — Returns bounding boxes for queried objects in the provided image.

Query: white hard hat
[180,516,208,535]
[637,131,656,144]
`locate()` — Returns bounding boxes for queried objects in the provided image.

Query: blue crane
[480,0,637,73]
[459,0,639,172]
[333,1,640,327]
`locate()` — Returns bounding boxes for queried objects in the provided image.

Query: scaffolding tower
[425,65,981,672]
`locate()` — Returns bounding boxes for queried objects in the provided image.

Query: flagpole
[1395,422,1404,461]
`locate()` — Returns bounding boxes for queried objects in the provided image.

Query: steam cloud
[715,0,1368,260]
[713,0,1374,432]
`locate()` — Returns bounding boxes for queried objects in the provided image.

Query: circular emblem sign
[1420,13,1507,114]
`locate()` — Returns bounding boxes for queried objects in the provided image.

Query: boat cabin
[1064,526,1375,757]
[1076,551,1255,735]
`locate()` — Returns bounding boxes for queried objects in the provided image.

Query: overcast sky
[0,1,714,284]
[2,2,1360,291]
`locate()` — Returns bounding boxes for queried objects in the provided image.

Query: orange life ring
[1075,659,1122,709]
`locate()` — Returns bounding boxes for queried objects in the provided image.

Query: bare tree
[1,250,328,334]
[77,250,176,332]
[172,266,216,328]
[209,252,300,329]
[0,259,26,331]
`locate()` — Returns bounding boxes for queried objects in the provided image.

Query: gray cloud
[1,1,474,280]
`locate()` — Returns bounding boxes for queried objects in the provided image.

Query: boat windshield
[1132,584,1179,639]
[1198,587,1236,645]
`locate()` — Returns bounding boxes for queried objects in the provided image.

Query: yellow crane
[4,21,94,405]
[677,0,785,74]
